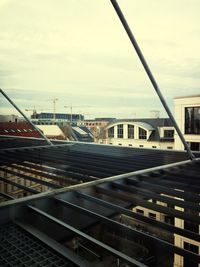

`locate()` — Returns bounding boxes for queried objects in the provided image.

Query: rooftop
[0,137,199,267]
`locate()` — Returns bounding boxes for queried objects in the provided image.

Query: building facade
[174,95,200,151]
[31,112,84,124]
[100,118,174,150]
[80,118,114,142]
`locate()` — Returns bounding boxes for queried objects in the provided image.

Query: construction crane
[49,98,58,121]
[25,108,37,119]
[64,104,91,123]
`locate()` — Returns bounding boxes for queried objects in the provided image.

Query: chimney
[150,110,160,118]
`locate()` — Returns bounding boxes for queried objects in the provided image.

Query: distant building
[101,118,174,150]
[36,125,67,140]
[0,122,41,138]
[0,114,23,123]
[80,118,115,141]
[36,124,94,142]
[31,112,84,124]
[30,112,94,142]
[174,95,200,151]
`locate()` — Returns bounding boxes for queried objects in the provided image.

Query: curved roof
[106,121,155,131]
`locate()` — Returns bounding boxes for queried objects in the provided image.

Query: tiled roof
[0,122,41,138]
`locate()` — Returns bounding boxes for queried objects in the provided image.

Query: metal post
[0,88,53,146]
[70,105,72,124]
[110,0,195,160]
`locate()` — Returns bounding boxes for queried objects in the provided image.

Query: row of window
[84,122,102,126]
[109,143,173,149]
[108,125,147,139]
[136,209,156,219]
[33,113,84,120]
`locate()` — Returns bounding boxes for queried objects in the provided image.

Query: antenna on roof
[0,88,53,146]
[110,0,195,160]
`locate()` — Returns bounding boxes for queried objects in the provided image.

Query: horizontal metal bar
[0,142,73,152]
[0,191,15,200]
[0,166,61,189]
[0,152,97,182]
[77,192,200,243]
[96,185,200,224]
[1,159,199,208]
[144,177,200,194]
[127,178,200,203]
[112,181,200,211]
[0,176,39,194]
[28,205,147,267]
[55,197,200,262]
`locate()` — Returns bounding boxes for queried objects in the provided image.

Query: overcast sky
[0,0,200,119]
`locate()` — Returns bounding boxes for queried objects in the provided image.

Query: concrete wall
[174,95,200,151]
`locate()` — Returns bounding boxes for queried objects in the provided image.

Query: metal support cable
[110,0,195,160]
[0,88,53,146]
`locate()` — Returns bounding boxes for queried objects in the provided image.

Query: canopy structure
[0,139,200,267]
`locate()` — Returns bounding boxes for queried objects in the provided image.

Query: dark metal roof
[0,138,199,267]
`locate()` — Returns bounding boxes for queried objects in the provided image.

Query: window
[185,106,200,134]
[152,146,157,148]
[164,130,174,138]
[167,146,173,149]
[184,242,198,267]
[128,144,132,147]
[128,125,134,139]
[139,128,147,139]
[164,215,174,225]
[149,212,156,219]
[118,143,122,146]
[139,145,144,147]
[108,127,114,138]
[184,209,199,233]
[188,142,200,152]
[117,124,123,138]
[136,209,144,215]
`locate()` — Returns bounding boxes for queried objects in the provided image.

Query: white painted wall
[174,95,200,151]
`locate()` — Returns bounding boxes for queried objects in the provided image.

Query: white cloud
[0,0,199,118]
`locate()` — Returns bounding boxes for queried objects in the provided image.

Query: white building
[36,125,66,140]
[102,118,174,150]
[174,95,200,151]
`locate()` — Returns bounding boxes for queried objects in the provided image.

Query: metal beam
[28,205,148,267]
[77,192,200,243]
[15,220,91,267]
[0,88,53,146]
[0,176,39,194]
[112,181,200,211]
[109,0,195,160]
[0,158,198,208]
[0,191,15,200]
[0,166,61,189]
[96,185,200,224]
[54,197,200,262]
[127,178,200,203]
